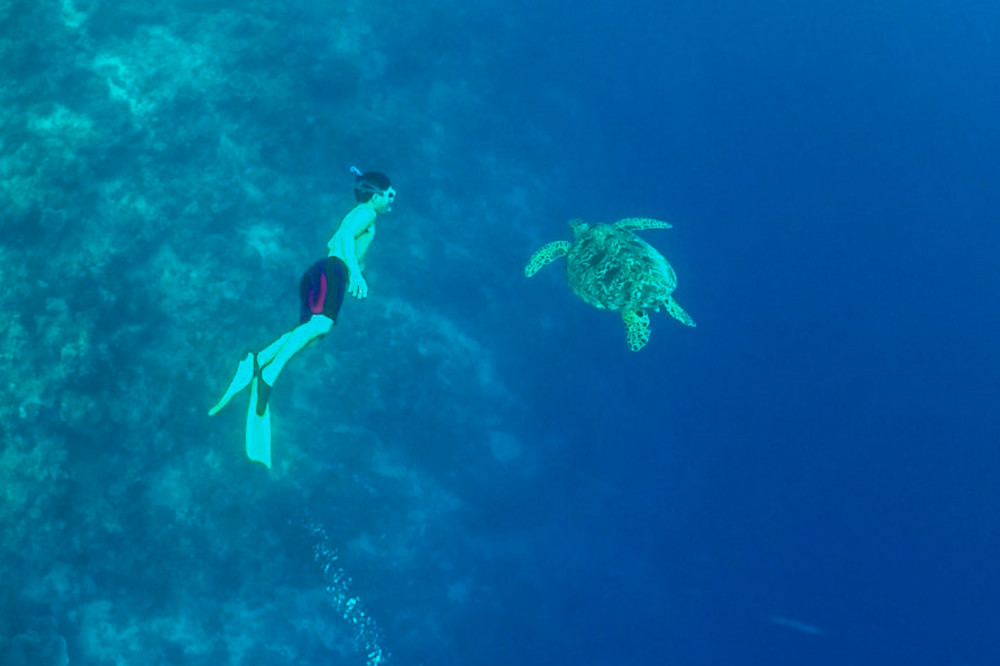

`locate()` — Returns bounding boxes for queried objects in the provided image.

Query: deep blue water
[2,1,999,665]
[501,1,1000,664]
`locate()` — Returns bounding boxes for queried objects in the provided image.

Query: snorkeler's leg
[249,316,333,416]
[257,331,293,366]
[259,315,333,389]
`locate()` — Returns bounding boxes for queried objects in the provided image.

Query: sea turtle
[525,217,696,351]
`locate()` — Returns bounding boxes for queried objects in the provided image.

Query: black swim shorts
[299,257,348,324]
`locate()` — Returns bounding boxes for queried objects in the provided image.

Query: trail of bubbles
[307,522,390,666]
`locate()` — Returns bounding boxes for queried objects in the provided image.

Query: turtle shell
[565,224,677,311]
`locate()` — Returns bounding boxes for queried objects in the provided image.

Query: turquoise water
[2,1,999,664]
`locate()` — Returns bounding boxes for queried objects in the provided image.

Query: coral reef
[1,0,545,664]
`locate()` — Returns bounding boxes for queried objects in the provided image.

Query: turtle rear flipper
[525,240,571,277]
[665,296,696,327]
[613,217,673,232]
[622,310,651,351]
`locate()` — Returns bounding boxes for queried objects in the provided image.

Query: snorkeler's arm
[328,207,375,298]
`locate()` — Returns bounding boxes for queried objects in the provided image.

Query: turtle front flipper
[665,296,696,327]
[622,310,651,351]
[613,217,673,232]
[525,241,571,277]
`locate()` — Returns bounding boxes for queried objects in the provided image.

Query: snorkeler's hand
[349,274,368,299]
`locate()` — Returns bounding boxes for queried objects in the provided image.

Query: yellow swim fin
[208,353,255,416]
[245,376,272,468]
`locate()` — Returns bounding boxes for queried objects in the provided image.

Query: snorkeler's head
[353,170,393,203]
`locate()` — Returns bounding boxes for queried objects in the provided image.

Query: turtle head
[568,219,590,237]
